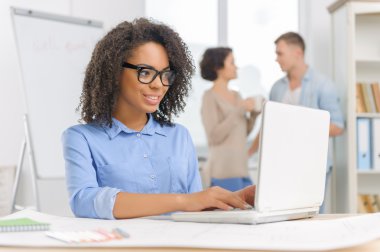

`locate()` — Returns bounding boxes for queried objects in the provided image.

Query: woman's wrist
[175,193,189,211]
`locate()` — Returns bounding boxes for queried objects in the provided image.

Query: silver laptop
[172,101,330,224]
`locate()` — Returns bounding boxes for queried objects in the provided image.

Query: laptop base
[171,207,319,225]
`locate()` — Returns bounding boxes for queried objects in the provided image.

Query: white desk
[1,214,379,251]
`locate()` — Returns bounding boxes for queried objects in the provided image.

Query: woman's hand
[180,186,255,212]
[234,185,255,206]
[239,97,255,112]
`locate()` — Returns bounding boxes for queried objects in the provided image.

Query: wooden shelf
[356,113,380,118]
[356,58,380,63]
[357,170,380,174]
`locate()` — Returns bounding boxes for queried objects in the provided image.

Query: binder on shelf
[357,118,372,170]
[372,118,380,170]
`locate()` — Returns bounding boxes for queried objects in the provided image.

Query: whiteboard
[11,8,104,178]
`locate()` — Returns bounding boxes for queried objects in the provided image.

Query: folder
[357,118,372,170]
[372,118,380,170]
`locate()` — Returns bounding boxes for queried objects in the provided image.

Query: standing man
[248,32,344,212]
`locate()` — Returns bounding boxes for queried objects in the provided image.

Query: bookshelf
[329,0,380,213]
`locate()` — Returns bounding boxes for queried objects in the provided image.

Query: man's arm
[319,78,345,136]
[330,123,343,137]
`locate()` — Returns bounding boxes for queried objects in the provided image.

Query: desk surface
[1,214,378,252]
[2,242,380,252]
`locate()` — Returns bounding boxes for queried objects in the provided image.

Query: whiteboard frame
[11,7,102,28]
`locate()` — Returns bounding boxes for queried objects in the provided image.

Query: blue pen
[114,228,130,238]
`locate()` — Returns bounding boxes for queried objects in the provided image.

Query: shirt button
[150,175,156,179]
[143,154,148,158]
[136,133,141,137]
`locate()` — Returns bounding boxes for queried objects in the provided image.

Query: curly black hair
[199,47,232,81]
[78,18,194,127]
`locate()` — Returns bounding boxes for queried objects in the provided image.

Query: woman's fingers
[186,186,254,212]
[209,186,250,210]
[214,201,233,211]
[235,185,256,206]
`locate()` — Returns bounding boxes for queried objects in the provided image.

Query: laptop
[171,101,330,224]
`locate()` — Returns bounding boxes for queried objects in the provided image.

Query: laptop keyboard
[212,207,255,212]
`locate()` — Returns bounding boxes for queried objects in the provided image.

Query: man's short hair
[275,32,305,52]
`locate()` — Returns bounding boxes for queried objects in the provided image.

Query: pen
[113,228,130,238]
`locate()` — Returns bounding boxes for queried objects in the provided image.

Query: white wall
[299,0,336,77]
[0,0,144,216]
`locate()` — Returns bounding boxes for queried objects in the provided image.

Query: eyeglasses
[122,62,175,86]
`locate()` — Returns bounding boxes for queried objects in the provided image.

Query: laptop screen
[255,101,330,212]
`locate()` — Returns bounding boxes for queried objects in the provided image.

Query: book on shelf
[364,83,377,113]
[368,195,379,212]
[358,195,367,213]
[358,194,380,213]
[356,83,366,113]
[375,195,380,211]
[356,82,380,113]
[371,82,380,113]
[0,217,50,232]
[359,83,372,113]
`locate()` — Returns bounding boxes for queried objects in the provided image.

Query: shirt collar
[102,114,167,140]
[302,66,312,82]
[283,66,312,85]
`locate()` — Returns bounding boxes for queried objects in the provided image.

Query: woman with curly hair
[62,18,254,219]
[200,47,261,191]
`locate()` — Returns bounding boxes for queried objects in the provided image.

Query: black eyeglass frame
[122,62,175,86]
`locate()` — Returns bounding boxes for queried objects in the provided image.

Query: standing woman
[200,47,260,191]
[62,19,254,220]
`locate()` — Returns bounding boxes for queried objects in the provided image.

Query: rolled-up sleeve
[185,130,203,193]
[62,128,120,219]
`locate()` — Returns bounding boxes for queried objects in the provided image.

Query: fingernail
[244,204,253,209]
[228,206,234,210]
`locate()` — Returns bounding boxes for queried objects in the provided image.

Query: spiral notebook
[0,217,50,232]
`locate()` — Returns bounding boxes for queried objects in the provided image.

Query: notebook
[172,101,330,224]
[0,217,50,232]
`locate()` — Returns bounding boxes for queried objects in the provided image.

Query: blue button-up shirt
[62,115,202,219]
[269,67,345,170]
